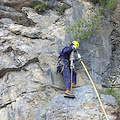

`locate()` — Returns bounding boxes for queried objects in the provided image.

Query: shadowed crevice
[0,57,39,78]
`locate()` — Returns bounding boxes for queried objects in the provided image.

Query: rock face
[46,86,118,120]
[0,0,120,120]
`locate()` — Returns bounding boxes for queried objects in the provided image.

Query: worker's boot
[72,83,80,88]
[64,90,75,98]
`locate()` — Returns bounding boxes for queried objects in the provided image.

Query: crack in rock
[0,100,16,109]
[4,24,42,39]
[0,57,39,78]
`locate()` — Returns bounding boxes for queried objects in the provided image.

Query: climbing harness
[58,58,69,63]
[76,51,109,120]
[57,58,69,73]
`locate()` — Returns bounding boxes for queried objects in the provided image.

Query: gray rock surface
[46,86,118,120]
[0,0,120,120]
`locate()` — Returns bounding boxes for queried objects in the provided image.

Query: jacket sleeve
[63,46,73,53]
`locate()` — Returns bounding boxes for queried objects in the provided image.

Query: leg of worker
[72,71,77,84]
[62,66,75,98]
[62,66,71,90]
[72,71,80,88]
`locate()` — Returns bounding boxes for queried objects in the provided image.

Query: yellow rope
[81,61,109,120]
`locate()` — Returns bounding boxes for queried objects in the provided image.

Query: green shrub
[98,88,120,105]
[57,4,67,15]
[90,0,117,10]
[66,10,102,41]
[91,0,117,10]
[98,0,106,8]
[66,0,118,41]
[105,0,117,10]
[33,2,47,14]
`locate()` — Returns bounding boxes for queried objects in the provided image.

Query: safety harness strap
[58,58,69,63]
[57,58,69,73]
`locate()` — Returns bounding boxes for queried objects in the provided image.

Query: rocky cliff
[0,0,120,120]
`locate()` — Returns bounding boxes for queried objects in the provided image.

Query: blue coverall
[57,46,77,90]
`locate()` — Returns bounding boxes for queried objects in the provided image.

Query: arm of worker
[76,51,82,61]
[63,46,73,53]
[63,46,76,53]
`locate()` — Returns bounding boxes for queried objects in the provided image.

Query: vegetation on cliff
[67,0,118,41]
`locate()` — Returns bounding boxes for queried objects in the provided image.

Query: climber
[57,41,80,98]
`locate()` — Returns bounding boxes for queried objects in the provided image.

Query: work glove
[77,51,82,61]
[72,45,77,49]
[77,52,81,59]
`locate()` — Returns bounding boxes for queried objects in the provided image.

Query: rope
[81,60,109,120]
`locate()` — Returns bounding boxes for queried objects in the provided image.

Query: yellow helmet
[72,41,79,49]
